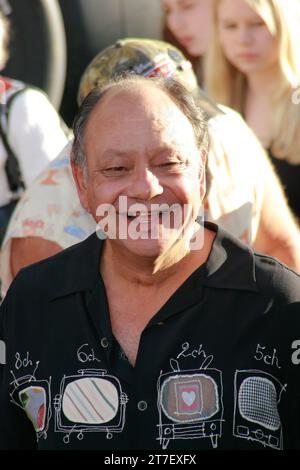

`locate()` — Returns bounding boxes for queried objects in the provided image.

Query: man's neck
[99,227,216,367]
[100,227,215,289]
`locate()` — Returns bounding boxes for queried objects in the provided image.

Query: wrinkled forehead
[85,83,198,154]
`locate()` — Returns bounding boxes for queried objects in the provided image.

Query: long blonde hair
[205,0,300,163]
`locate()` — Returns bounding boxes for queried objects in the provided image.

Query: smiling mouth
[125,211,169,221]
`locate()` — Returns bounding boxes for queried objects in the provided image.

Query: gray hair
[71,75,209,177]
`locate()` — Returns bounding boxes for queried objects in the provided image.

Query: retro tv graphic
[10,375,52,439]
[157,369,224,449]
[233,370,287,449]
[54,369,128,444]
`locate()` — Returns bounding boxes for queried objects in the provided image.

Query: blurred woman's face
[217,0,278,76]
[162,0,213,57]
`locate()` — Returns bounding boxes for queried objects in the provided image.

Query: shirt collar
[47,232,103,300]
[203,222,258,292]
[47,221,258,301]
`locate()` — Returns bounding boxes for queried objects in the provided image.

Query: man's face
[74,83,206,260]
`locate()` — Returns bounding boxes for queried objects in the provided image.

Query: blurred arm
[8,89,69,186]
[254,157,300,272]
[216,105,300,272]
[10,237,62,277]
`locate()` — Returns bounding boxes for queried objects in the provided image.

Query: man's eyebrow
[151,147,181,157]
[100,149,132,160]
[100,147,178,160]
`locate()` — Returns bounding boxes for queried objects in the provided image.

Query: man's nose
[127,168,163,200]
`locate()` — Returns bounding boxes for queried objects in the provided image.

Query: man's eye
[101,167,128,176]
[157,161,185,170]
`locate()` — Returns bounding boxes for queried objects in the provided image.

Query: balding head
[72,75,209,175]
[71,74,208,262]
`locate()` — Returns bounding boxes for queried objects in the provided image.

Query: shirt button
[137,400,148,411]
[120,351,127,361]
[101,337,109,349]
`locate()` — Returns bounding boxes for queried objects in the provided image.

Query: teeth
[126,211,169,217]
[127,213,149,217]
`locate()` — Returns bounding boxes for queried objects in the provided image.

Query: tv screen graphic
[233,370,287,449]
[10,374,52,441]
[54,369,128,445]
[157,368,224,449]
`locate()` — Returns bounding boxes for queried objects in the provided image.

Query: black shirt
[1,222,300,450]
[268,150,300,220]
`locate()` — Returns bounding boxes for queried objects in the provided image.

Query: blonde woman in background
[205,0,300,218]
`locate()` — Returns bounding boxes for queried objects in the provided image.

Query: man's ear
[70,158,91,213]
